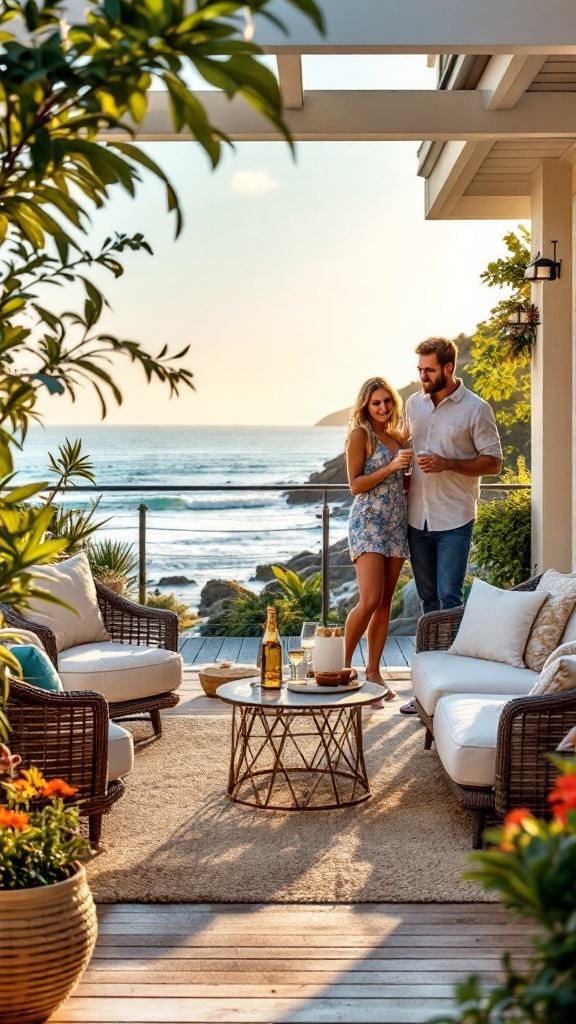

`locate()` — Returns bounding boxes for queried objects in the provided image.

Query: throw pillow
[448,578,548,668]
[530,654,576,696]
[10,645,63,692]
[536,570,576,647]
[542,640,576,670]
[524,592,576,672]
[0,627,45,652]
[21,551,110,654]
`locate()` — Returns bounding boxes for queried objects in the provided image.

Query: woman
[345,377,411,705]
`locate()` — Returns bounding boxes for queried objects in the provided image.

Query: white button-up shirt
[405,383,502,532]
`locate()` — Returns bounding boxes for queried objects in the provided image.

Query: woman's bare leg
[344,554,385,669]
[366,556,405,688]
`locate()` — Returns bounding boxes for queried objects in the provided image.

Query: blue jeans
[408,520,474,614]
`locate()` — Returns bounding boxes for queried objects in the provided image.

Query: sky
[34,55,524,428]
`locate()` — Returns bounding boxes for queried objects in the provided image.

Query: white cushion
[57,642,183,702]
[433,693,516,788]
[22,552,109,654]
[448,578,548,668]
[107,721,134,781]
[529,654,576,696]
[411,650,537,716]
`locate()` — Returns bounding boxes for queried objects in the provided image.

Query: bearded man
[401,337,502,713]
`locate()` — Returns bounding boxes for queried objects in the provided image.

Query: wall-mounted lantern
[524,240,561,281]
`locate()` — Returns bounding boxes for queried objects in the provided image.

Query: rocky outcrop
[198,579,251,618]
[158,575,196,586]
[286,452,350,506]
[251,537,356,588]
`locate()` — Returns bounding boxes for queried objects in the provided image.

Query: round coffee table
[216,678,382,811]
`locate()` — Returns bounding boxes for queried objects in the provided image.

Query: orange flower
[499,807,535,850]
[547,774,576,824]
[0,806,29,831]
[504,808,534,828]
[40,778,78,799]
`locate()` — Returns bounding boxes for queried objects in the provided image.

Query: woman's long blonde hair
[346,377,405,455]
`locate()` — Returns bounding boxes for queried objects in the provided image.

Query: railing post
[138,503,148,605]
[321,490,329,626]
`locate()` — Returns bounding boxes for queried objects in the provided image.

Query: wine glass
[300,621,318,678]
[284,638,303,679]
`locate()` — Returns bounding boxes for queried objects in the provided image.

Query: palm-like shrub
[86,539,138,594]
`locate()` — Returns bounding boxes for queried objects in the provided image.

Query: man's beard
[422,370,447,394]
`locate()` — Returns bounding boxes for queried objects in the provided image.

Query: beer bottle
[261,606,283,688]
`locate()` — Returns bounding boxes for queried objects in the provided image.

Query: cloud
[229,170,280,196]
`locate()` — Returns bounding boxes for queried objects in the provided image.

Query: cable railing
[63,481,531,626]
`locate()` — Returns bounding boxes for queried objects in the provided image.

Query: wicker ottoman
[199,662,258,698]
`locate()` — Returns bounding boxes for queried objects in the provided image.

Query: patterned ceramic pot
[0,863,97,1024]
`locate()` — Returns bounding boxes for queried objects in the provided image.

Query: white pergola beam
[276,55,304,109]
[424,141,495,218]
[109,90,576,143]
[254,0,576,54]
[479,55,549,110]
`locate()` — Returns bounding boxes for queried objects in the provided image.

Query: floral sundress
[348,439,409,561]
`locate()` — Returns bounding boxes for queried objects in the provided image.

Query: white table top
[216,677,383,709]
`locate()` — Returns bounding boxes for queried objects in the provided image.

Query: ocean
[20,425,349,611]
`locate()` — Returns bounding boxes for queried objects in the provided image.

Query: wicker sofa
[412,576,576,847]
[1,578,182,738]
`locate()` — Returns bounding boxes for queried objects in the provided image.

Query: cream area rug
[88,714,494,903]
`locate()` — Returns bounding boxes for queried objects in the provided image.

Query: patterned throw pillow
[524,592,576,671]
[530,654,576,696]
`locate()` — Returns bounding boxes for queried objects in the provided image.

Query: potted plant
[0,746,95,1024]
[432,736,576,1023]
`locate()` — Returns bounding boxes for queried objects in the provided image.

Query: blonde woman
[345,378,411,704]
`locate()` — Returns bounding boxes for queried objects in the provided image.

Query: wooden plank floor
[50,903,532,1023]
[179,635,417,670]
[49,661,530,1023]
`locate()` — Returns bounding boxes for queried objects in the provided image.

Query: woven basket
[199,662,257,698]
[0,863,97,1024]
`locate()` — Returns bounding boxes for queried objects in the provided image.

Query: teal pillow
[11,645,63,692]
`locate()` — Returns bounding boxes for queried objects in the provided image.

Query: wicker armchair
[6,678,125,845]
[1,581,181,737]
[414,574,542,748]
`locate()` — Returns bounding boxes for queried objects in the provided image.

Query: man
[400,337,502,713]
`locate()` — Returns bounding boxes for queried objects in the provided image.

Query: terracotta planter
[0,864,97,1024]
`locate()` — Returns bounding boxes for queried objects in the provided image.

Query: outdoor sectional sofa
[411,575,576,847]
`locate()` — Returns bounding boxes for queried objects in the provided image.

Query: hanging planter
[497,302,540,358]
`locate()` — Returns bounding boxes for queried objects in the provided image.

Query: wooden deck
[178,635,417,670]
[48,652,533,1023]
[51,901,532,1023]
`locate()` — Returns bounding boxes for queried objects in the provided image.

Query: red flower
[40,778,78,799]
[547,774,576,824]
[0,807,30,831]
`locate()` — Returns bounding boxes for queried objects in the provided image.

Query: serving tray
[286,680,364,695]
